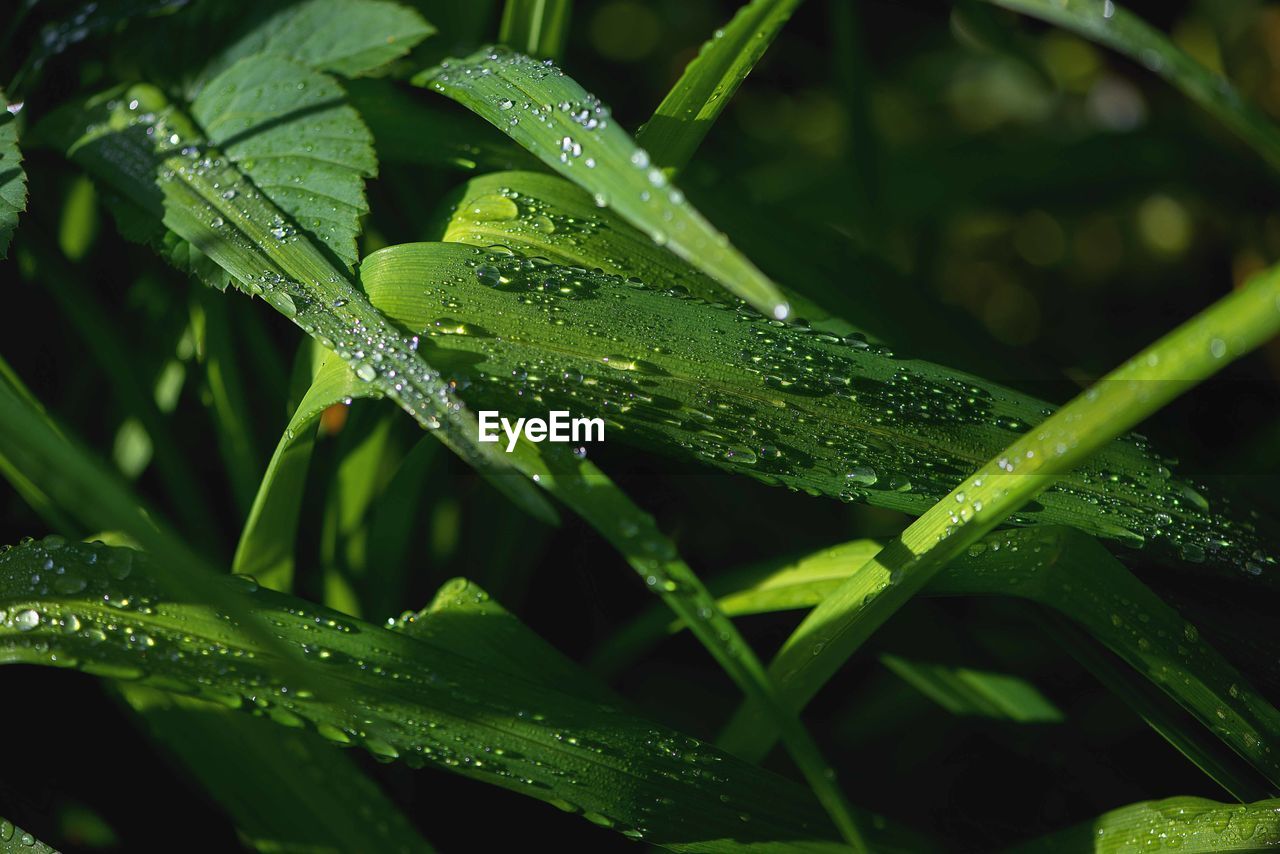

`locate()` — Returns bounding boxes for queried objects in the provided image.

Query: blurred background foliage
[2,0,1279,850]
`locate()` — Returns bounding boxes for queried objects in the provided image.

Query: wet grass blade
[412,47,793,319]
[499,0,573,60]
[636,0,804,173]
[0,88,26,258]
[982,0,1280,171]
[1007,796,1280,852]
[344,242,1275,580]
[596,526,1280,796]
[120,685,436,853]
[0,536,910,853]
[878,655,1063,723]
[716,266,1280,763]
[0,817,55,853]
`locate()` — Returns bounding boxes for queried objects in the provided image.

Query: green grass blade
[0,817,56,853]
[498,0,572,60]
[199,0,435,84]
[1007,795,1280,852]
[0,89,26,258]
[982,0,1280,171]
[436,169,852,332]
[120,685,435,854]
[232,342,324,592]
[720,266,1280,764]
[0,536,914,853]
[878,654,1063,723]
[412,48,793,320]
[636,0,803,173]
[356,243,870,847]
[343,242,1275,580]
[40,83,553,522]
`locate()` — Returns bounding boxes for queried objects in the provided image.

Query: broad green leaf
[121,685,434,854]
[203,0,435,83]
[192,54,377,270]
[0,536,926,853]
[0,89,27,258]
[636,0,804,173]
[717,264,1280,766]
[0,817,55,853]
[499,0,572,60]
[437,169,852,332]
[878,655,1063,724]
[1008,796,1280,853]
[412,46,793,320]
[46,83,551,519]
[982,0,1280,172]
[353,242,1276,581]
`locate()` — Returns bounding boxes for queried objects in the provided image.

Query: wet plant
[1,0,1279,850]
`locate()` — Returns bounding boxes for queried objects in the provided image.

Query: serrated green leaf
[0,536,922,854]
[204,0,435,82]
[0,90,28,259]
[192,54,376,270]
[637,0,803,173]
[1008,796,1280,853]
[413,46,792,319]
[351,242,1275,581]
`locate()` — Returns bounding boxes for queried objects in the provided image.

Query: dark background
[3,0,1280,850]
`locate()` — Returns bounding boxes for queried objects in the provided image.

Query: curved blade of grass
[120,685,435,854]
[259,248,875,849]
[411,47,793,320]
[436,169,854,333]
[1008,796,1280,853]
[232,341,325,592]
[982,0,1280,171]
[0,357,78,534]
[714,265,1280,763]
[0,89,25,259]
[38,82,552,521]
[877,654,1063,724]
[636,0,804,173]
[0,536,914,853]
[596,526,1280,797]
[348,242,1276,581]
[0,817,55,853]
[499,0,572,60]
[198,0,435,85]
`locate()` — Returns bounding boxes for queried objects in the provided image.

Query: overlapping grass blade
[878,655,1063,723]
[499,0,573,60]
[344,242,1275,580]
[595,526,1280,796]
[717,267,1280,764]
[412,47,792,319]
[1008,796,1280,852]
[0,536,914,853]
[0,88,26,258]
[38,82,551,519]
[981,0,1280,171]
[636,0,804,173]
[121,685,435,853]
